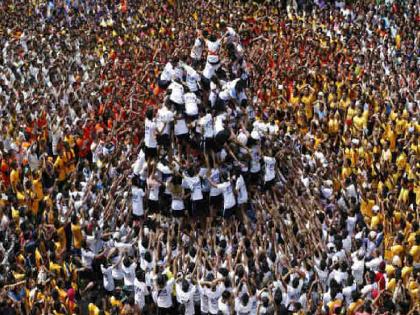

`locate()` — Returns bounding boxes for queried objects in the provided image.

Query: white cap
[369,231,377,239]
[372,205,380,213]
[351,139,360,145]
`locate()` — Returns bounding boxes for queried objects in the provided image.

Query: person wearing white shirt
[206,283,225,315]
[235,293,252,315]
[144,108,158,159]
[147,172,161,213]
[159,61,175,88]
[235,171,248,215]
[183,169,204,217]
[175,279,195,315]
[81,246,95,269]
[156,102,174,150]
[100,263,115,293]
[134,271,149,312]
[218,290,232,315]
[181,63,200,92]
[168,80,185,108]
[153,274,175,313]
[184,91,199,118]
[209,172,236,218]
[351,253,365,285]
[205,35,222,64]
[263,155,276,186]
[121,258,137,291]
[190,35,204,66]
[131,177,146,220]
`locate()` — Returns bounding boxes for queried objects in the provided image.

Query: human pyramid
[0,1,418,315]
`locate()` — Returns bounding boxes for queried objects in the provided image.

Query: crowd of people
[0,0,419,314]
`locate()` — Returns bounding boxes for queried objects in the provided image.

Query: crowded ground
[0,0,419,314]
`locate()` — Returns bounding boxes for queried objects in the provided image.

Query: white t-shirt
[263,156,276,182]
[198,284,209,313]
[209,169,222,197]
[132,187,145,216]
[171,195,185,211]
[168,81,184,104]
[183,63,200,92]
[206,284,224,315]
[153,279,175,308]
[235,297,252,315]
[217,181,236,210]
[144,119,157,148]
[191,38,203,60]
[287,281,303,303]
[214,114,226,134]
[101,265,115,292]
[219,78,240,101]
[122,262,137,287]
[202,61,218,79]
[235,175,248,204]
[157,106,174,135]
[174,116,189,136]
[250,146,261,173]
[206,39,221,63]
[176,282,195,315]
[351,258,365,284]
[147,178,161,201]
[134,279,148,309]
[199,113,214,138]
[81,248,95,269]
[111,258,124,280]
[160,62,174,81]
[183,175,203,201]
[184,92,198,116]
[218,298,231,315]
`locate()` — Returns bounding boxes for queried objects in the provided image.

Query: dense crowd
[0,0,419,314]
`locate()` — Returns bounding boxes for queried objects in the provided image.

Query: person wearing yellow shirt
[32,172,44,201]
[290,86,301,106]
[370,205,383,230]
[301,87,315,120]
[10,161,20,193]
[63,142,76,177]
[352,107,368,133]
[407,222,419,248]
[409,235,420,263]
[338,90,350,112]
[71,215,83,253]
[401,255,414,286]
[54,149,67,188]
[88,302,100,315]
[390,233,405,258]
[360,193,375,219]
[347,293,363,315]
[327,111,340,135]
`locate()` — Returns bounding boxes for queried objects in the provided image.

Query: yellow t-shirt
[410,245,419,262]
[88,303,100,315]
[54,156,66,181]
[10,169,19,191]
[32,179,44,200]
[360,198,374,218]
[390,244,404,257]
[71,224,83,249]
[57,226,67,253]
[370,214,383,230]
[348,299,363,315]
